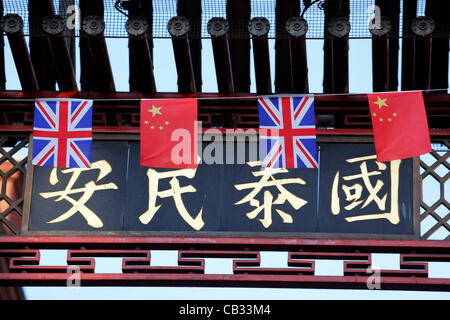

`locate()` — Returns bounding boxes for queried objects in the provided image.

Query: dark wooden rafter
[128,31,156,93]
[323,0,350,94]
[42,14,78,92]
[275,0,300,93]
[4,35,38,92]
[177,0,202,93]
[412,23,432,90]
[127,1,155,93]
[249,18,272,94]
[372,0,400,92]
[45,34,78,91]
[28,0,56,91]
[371,32,390,92]
[290,36,309,93]
[2,16,39,91]
[208,18,234,94]
[227,0,251,93]
[79,0,115,92]
[168,16,196,94]
[426,0,449,92]
[58,0,76,71]
[79,0,100,90]
[287,17,309,93]
[400,0,417,91]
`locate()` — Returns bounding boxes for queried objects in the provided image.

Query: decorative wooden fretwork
[420,140,450,240]
[0,135,28,235]
[1,236,450,290]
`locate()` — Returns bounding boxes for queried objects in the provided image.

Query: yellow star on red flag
[373,96,388,109]
[148,105,162,117]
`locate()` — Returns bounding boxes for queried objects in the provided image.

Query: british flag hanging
[258,95,318,169]
[32,99,93,168]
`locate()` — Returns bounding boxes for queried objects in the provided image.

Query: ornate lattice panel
[0,135,28,236]
[420,140,450,240]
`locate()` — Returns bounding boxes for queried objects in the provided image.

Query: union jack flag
[258,95,318,169]
[32,99,93,168]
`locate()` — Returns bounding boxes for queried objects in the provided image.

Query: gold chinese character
[331,155,401,224]
[139,168,204,231]
[40,160,118,228]
[234,161,308,228]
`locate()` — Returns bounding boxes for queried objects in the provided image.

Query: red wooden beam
[1,125,449,137]
[1,235,450,254]
[0,92,447,130]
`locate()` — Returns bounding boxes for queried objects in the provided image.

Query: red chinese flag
[140,98,198,168]
[367,91,431,162]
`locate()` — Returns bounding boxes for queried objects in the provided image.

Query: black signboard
[24,139,418,239]
[318,143,414,235]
